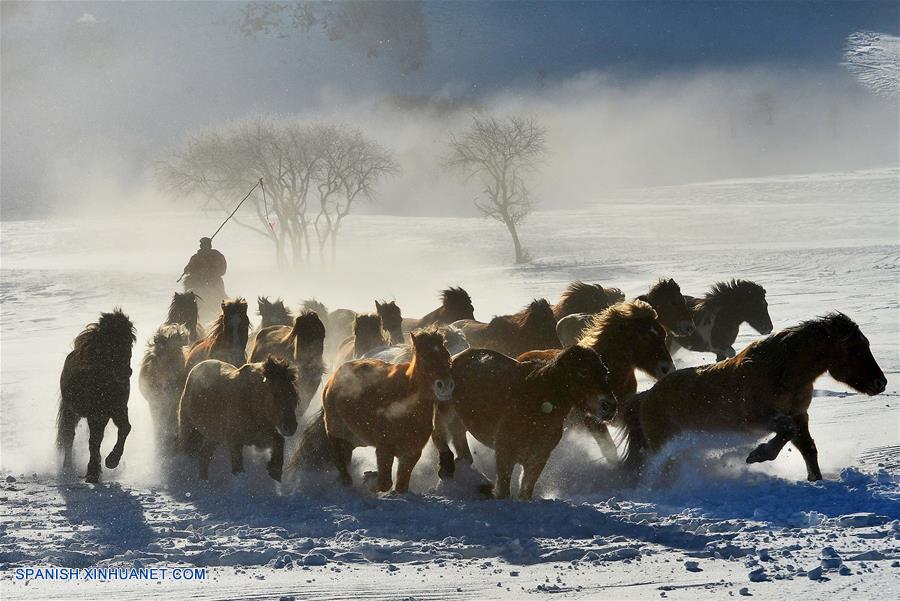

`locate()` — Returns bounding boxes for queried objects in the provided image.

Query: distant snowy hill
[845,31,900,97]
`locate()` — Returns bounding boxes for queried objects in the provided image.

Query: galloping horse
[621,313,887,481]
[322,329,454,493]
[437,346,616,499]
[454,299,561,357]
[522,300,675,463]
[139,324,191,451]
[552,281,620,320]
[165,291,204,344]
[334,313,389,367]
[670,279,773,361]
[402,287,476,332]
[58,309,137,483]
[556,279,692,346]
[179,357,299,481]
[375,300,404,345]
[249,311,327,413]
[184,298,251,372]
[257,297,293,329]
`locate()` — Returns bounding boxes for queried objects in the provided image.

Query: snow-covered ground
[1,168,898,599]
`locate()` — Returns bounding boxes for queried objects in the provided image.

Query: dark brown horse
[57,309,137,483]
[375,300,404,345]
[454,299,561,357]
[179,357,299,481]
[556,279,692,346]
[636,278,695,337]
[334,313,389,367]
[166,291,204,344]
[670,279,773,361]
[436,346,616,499]
[249,311,327,412]
[323,328,454,493]
[552,281,617,320]
[257,296,293,329]
[184,298,251,372]
[521,300,674,463]
[139,324,191,452]
[621,313,887,481]
[403,287,476,332]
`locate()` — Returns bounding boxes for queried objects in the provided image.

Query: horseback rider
[181,237,227,303]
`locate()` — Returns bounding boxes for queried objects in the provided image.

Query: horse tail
[617,391,648,475]
[289,408,332,471]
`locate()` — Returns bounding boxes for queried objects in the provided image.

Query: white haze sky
[1,1,898,220]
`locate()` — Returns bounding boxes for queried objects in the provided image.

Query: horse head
[411,328,453,402]
[823,313,887,396]
[646,278,695,337]
[261,357,299,436]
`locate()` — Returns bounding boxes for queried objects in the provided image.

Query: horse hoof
[267,467,282,482]
[85,472,100,484]
[478,484,495,498]
[105,455,121,469]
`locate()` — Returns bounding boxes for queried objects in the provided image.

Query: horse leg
[199,438,216,480]
[580,412,619,463]
[229,439,245,476]
[85,416,108,483]
[790,412,822,482]
[518,455,549,501]
[494,448,515,500]
[448,414,474,465]
[431,418,456,480]
[329,437,354,486]
[266,433,283,481]
[746,413,798,464]
[57,408,79,469]
[375,446,394,492]
[394,451,422,494]
[105,405,131,470]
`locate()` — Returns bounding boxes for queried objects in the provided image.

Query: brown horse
[184,298,251,372]
[166,291,204,344]
[437,346,616,499]
[556,279,692,346]
[454,299,561,357]
[257,296,293,329]
[57,309,137,483]
[139,324,191,451]
[670,279,773,361]
[403,287,476,332]
[323,328,453,493]
[249,311,327,412]
[621,313,887,481]
[334,313,390,367]
[522,300,675,463]
[552,281,618,320]
[375,300,404,345]
[636,278,695,337]
[179,357,299,481]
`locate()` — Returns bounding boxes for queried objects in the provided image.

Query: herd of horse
[57,278,887,501]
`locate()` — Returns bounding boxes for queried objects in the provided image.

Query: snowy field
[1,168,899,600]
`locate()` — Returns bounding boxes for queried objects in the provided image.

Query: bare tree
[158,116,397,269]
[446,116,547,264]
[313,126,399,265]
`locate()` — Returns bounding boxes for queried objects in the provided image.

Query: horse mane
[441,287,473,311]
[410,326,445,349]
[72,309,136,358]
[498,298,555,330]
[258,296,292,324]
[288,311,326,343]
[646,278,680,299]
[200,298,247,348]
[167,292,199,326]
[352,313,389,350]
[579,300,658,350]
[301,299,329,318]
[147,324,190,350]
[741,312,859,366]
[554,281,609,317]
[262,356,298,383]
[697,279,766,311]
[604,287,626,304]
